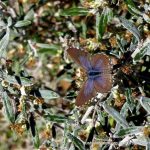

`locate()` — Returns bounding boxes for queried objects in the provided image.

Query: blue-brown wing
[76,79,96,106]
[91,53,111,73]
[91,54,112,93]
[67,47,91,70]
[94,75,112,93]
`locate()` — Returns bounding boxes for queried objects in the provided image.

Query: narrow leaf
[0,27,10,57]
[139,97,150,114]
[36,43,61,55]
[120,17,141,42]
[131,138,148,147]
[44,114,67,123]
[2,91,16,123]
[143,14,150,23]
[103,102,129,128]
[114,102,129,134]
[0,20,6,27]
[116,35,126,53]
[115,126,143,137]
[36,89,60,99]
[96,8,113,40]
[128,5,142,16]
[125,0,142,16]
[4,74,32,86]
[67,133,85,150]
[0,83,3,93]
[125,88,135,112]
[24,9,34,21]
[125,0,150,23]
[124,0,135,7]
[146,137,150,150]
[14,20,31,28]
[61,7,88,16]
[33,127,40,148]
[132,39,150,61]
[7,17,12,27]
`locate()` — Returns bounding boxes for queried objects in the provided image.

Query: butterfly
[67,47,112,106]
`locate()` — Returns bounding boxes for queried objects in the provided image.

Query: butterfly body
[87,69,101,79]
[67,47,112,106]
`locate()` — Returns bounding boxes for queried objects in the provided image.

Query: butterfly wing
[91,54,112,93]
[67,47,91,70]
[91,53,111,72]
[76,79,96,106]
[94,75,112,93]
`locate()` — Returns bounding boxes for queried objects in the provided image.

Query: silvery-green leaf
[3,74,33,86]
[67,133,85,150]
[110,49,122,59]
[145,137,150,150]
[139,96,150,114]
[119,135,134,147]
[36,43,60,49]
[7,17,12,27]
[33,127,40,148]
[37,89,60,99]
[36,43,61,55]
[120,17,141,43]
[81,21,87,38]
[96,7,113,40]
[115,126,143,137]
[0,27,10,57]
[44,114,67,123]
[81,106,94,124]
[124,0,136,8]
[14,20,31,28]
[119,137,149,147]
[9,29,19,40]
[132,38,150,61]
[132,138,148,147]
[0,83,3,93]
[0,20,6,28]
[114,102,129,134]
[143,14,150,23]
[125,0,150,23]
[127,4,142,16]
[2,91,16,123]
[97,110,106,126]
[61,7,88,16]
[24,9,34,21]
[103,102,129,128]
[116,35,126,53]
[125,88,135,112]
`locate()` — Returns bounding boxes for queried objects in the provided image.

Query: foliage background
[0,0,150,150]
